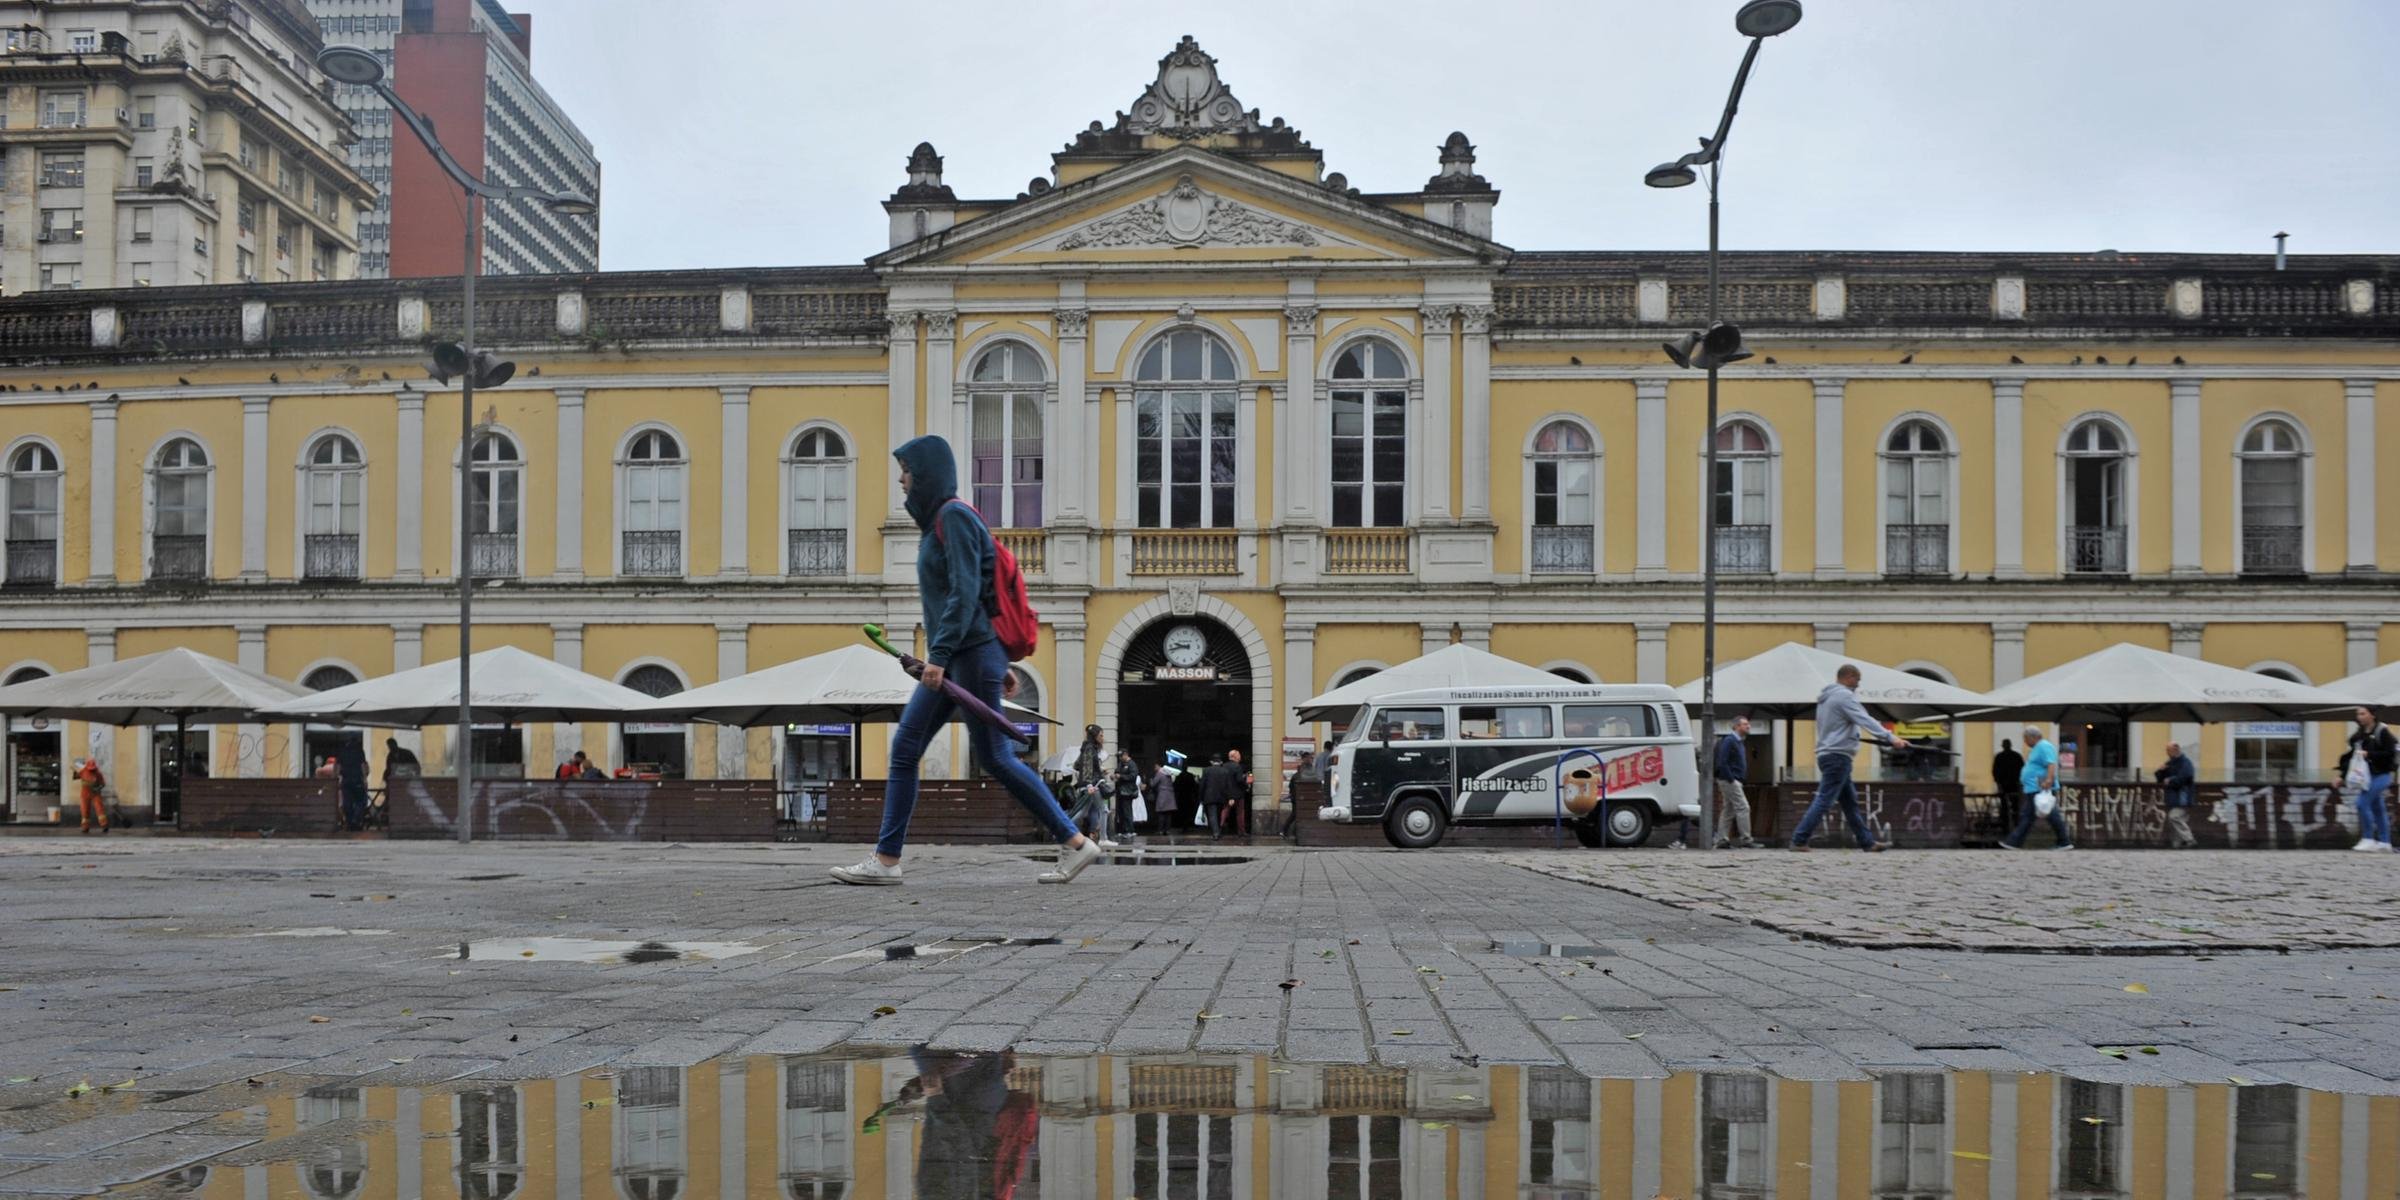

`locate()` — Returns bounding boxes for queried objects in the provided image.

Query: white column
[924,311,960,488]
[549,622,582,766]
[240,395,269,581]
[2170,379,2202,575]
[718,385,750,578]
[2348,380,2377,573]
[1235,385,1259,528]
[235,625,266,777]
[394,390,424,581]
[1055,621,1087,740]
[1283,625,1316,738]
[85,629,115,770]
[716,623,748,779]
[1459,621,1492,651]
[393,622,425,760]
[1813,621,1848,656]
[1635,379,1668,579]
[1991,379,2025,578]
[1283,302,1320,523]
[87,397,118,583]
[1420,622,1451,656]
[1054,309,1088,521]
[884,311,919,523]
[553,389,584,580]
[1112,389,1136,531]
[2169,622,2205,755]
[2351,621,2382,678]
[1813,378,1845,579]
[1991,621,2027,687]
[1460,304,1495,521]
[1417,305,1454,521]
[717,1060,747,1200]
[1634,621,1669,685]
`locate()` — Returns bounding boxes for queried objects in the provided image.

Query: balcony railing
[622,529,682,577]
[1530,525,1594,575]
[786,528,845,577]
[4,539,57,587]
[1712,524,1772,574]
[1884,524,1950,576]
[467,531,518,578]
[2066,525,2127,574]
[1129,529,1239,576]
[2241,524,2304,576]
[1326,528,1412,576]
[303,533,360,580]
[150,534,206,582]
[994,529,1046,575]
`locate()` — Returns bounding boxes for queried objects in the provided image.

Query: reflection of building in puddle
[298,1085,369,1200]
[782,1058,852,1199]
[456,1086,525,1200]
[616,1066,688,1200]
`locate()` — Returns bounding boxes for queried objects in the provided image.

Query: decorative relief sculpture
[1058,175,1319,250]
[1283,305,1319,336]
[1167,579,1200,616]
[1124,36,1266,138]
[1053,308,1088,338]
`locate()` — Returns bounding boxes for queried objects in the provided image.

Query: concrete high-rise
[309,0,598,277]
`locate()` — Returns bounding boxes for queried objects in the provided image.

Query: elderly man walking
[2002,724,2074,850]
[1712,716,1760,848]
[1789,664,1907,852]
[2155,741,2198,848]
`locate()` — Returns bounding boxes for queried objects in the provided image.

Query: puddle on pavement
[1490,939,1619,959]
[69,1051,2368,1199]
[451,936,762,964]
[828,935,1065,963]
[246,928,393,938]
[1021,851,1255,867]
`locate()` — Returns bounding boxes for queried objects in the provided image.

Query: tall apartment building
[309,0,598,277]
[0,0,371,294]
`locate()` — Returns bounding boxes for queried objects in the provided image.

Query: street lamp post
[315,45,595,843]
[1644,0,1802,852]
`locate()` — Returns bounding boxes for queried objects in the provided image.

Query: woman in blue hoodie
[831,435,1101,886]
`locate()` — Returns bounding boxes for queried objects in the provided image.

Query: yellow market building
[0,37,2395,819]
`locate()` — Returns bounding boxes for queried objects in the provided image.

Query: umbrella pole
[171,713,187,825]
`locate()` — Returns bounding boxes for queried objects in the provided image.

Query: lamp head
[427,341,470,385]
[315,44,385,87]
[1645,161,1699,189]
[1734,0,1804,37]
[544,193,598,217]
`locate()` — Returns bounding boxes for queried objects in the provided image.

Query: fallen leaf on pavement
[1267,1068,1292,1075]
[2098,1048,2128,1059]
[2139,1046,2160,1055]
[1952,1150,1992,1161]
[1417,966,1438,973]
[2081,1116,2108,1125]
[1389,1029,1413,1036]
[2123,983,2150,994]
[871,1006,897,1017]
[2228,1076,2255,1086]
[65,1080,92,1097]
[308,1015,332,1023]
[1278,979,1300,991]
[100,1078,135,1092]
[4,1077,32,1084]
[1625,1033,1644,1040]
[1560,1015,1580,1021]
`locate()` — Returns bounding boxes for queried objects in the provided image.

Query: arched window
[1528,420,1596,574]
[458,1088,524,1200]
[2238,420,2305,575]
[1547,666,1593,685]
[298,1088,368,1200]
[1134,329,1237,528]
[615,1068,687,1200]
[620,430,684,578]
[784,428,850,577]
[150,437,210,581]
[619,664,687,779]
[967,343,1043,526]
[299,665,362,775]
[1329,339,1407,528]
[4,442,62,587]
[1335,666,1382,689]
[466,432,521,578]
[1711,421,1772,574]
[302,433,363,580]
[2063,419,2128,574]
[1882,421,1950,576]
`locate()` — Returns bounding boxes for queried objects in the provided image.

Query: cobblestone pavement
[1505,846,2400,952]
[3,837,2399,1136]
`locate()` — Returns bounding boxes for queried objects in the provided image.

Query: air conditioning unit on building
[34,229,49,243]
[115,107,129,123]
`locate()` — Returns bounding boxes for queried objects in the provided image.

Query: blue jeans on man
[2004,796,2074,848]
[877,638,1078,859]
[1790,752,1878,849]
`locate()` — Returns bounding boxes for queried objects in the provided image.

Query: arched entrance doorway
[1116,615,1253,816]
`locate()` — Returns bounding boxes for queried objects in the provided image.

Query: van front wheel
[1383,795,1448,849]
[1600,802,1655,847]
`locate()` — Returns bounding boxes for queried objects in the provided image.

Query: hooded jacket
[1813,682,1897,758]
[895,435,995,669]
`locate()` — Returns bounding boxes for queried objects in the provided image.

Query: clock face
[1163,624,1209,668]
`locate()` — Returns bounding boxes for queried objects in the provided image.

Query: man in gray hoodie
[1788,664,1908,851]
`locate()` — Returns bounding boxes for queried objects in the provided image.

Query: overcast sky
[493,0,2398,272]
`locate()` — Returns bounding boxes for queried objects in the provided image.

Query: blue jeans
[2359,773,2395,844]
[878,638,1076,858]
[1791,752,1877,848]
[2006,792,2073,847]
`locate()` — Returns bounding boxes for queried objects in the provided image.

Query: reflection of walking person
[2002,724,2074,849]
[1790,665,1905,851]
[2155,741,2197,848]
[2339,706,2397,852]
[833,436,1099,886]
[901,1049,1039,1200]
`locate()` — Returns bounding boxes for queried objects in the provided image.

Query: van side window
[1563,704,1657,740]
[1378,708,1446,741]
[1460,705,1554,740]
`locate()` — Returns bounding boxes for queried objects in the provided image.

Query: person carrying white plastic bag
[2339,706,2397,852]
[2002,724,2076,850]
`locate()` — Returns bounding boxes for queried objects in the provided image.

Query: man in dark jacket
[1992,738,2027,829]
[1712,715,1758,848]
[1201,752,1241,839]
[2154,741,2197,848]
[832,435,1097,887]
[335,737,370,831]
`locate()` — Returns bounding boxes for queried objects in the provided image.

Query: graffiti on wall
[390,777,652,840]
[1789,782,2360,849]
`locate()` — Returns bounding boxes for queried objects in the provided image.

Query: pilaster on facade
[715,623,749,778]
[1282,294,1321,526]
[1634,621,1669,685]
[86,397,119,584]
[882,310,923,575]
[2170,380,2203,576]
[240,396,271,582]
[1813,622,1848,656]
[2348,621,2382,677]
[1990,621,2028,687]
[1417,304,1456,523]
[1459,304,1496,522]
[235,625,267,778]
[2346,380,2377,573]
[552,389,585,580]
[922,309,961,491]
[1634,379,1669,580]
[2168,621,2205,750]
[1282,623,1317,737]
[1812,379,1846,580]
[1053,304,1092,549]
[550,622,584,763]
[1053,619,1088,738]
[1419,622,1454,656]
[395,391,426,581]
[84,629,116,767]
[718,386,751,579]
[1457,621,1493,651]
[1990,379,2025,579]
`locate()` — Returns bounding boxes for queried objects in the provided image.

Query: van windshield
[1337,710,1372,744]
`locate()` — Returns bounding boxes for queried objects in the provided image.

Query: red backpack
[936,499,1040,661]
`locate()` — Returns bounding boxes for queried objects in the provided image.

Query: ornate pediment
[1123,36,1267,138]
[1051,175,1322,251]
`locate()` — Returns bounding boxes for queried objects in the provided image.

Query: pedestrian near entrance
[1202,752,1244,838]
[75,757,108,834]
[1152,752,1183,837]
[1992,738,2026,830]
[832,436,1098,886]
[2155,741,2198,848]
[1070,724,1117,846]
[2339,706,2397,852]
[1790,665,1906,851]
[1111,752,1142,839]
[1713,716,1759,848]
[2002,725,2074,849]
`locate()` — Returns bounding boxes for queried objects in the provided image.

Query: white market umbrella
[0,647,311,725]
[2324,661,2400,712]
[622,644,1054,729]
[252,645,656,727]
[1294,644,1564,723]
[1975,643,2368,725]
[1674,642,1998,721]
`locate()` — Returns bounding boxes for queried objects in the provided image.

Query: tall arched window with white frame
[4,443,62,587]
[2238,420,2305,576]
[1134,329,1237,529]
[466,432,521,578]
[2063,419,2128,574]
[619,430,684,577]
[1711,421,1772,574]
[301,433,363,580]
[784,428,849,577]
[618,664,687,779]
[1528,420,1596,574]
[1881,420,1950,576]
[150,437,210,581]
[967,343,1044,526]
[1329,339,1407,528]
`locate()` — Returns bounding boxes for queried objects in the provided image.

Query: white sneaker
[830,858,903,886]
[1039,839,1103,884]
[1096,838,1124,850]
[2352,840,2381,852]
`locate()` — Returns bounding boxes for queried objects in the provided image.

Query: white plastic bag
[1132,791,1149,824]
[2033,789,2057,817]
[2345,756,2371,793]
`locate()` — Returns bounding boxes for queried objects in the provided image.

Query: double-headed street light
[1645,0,1801,852]
[316,44,595,844]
